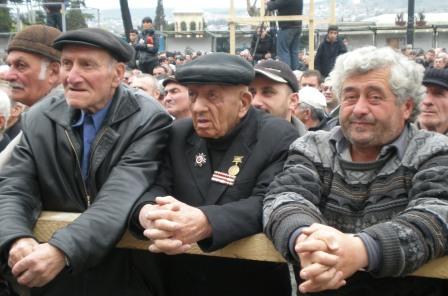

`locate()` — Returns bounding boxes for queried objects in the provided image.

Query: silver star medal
[195,153,207,167]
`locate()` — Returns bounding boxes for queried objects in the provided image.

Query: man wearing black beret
[417,68,448,135]
[0,27,172,295]
[130,52,298,296]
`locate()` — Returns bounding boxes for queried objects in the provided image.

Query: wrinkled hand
[139,200,186,254]
[139,196,212,255]
[295,224,368,293]
[12,243,66,288]
[295,231,344,293]
[8,238,39,269]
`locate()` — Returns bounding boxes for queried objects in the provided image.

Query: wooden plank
[229,0,236,55]
[308,0,316,69]
[33,211,448,278]
[228,15,309,25]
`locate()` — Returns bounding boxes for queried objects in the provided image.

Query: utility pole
[406,0,415,47]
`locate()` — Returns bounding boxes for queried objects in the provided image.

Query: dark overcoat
[131,107,299,296]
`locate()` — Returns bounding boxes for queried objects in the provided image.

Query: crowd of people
[0,12,448,296]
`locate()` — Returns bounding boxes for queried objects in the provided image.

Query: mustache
[420,106,435,112]
[8,82,25,89]
[348,115,375,124]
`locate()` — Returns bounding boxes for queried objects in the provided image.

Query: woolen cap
[175,53,255,86]
[53,28,134,63]
[7,25,62,62]
[423,68,448,90]
[299,86,327,109]
[254,60,299,92]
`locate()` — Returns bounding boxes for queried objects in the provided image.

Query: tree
[0,0,13,32]
[119,0,132,40]
[66,0,87,30]
[154,0,167,31]
[165,22,175,31]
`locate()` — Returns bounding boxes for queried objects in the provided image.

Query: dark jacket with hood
[315,36,347,77]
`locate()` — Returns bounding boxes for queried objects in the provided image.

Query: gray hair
[131,74,160,98]
[38,59,50,81]
[330,46,425,121]
[0,89,11,131]
[299,102,326,121]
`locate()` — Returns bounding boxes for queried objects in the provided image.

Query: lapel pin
[195,153,207,167]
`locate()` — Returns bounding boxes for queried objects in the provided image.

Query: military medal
[228,156,243,176]
[211,171,236,186]
[195,153,207,167]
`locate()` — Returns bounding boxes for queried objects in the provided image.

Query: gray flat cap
[53,28,134,63]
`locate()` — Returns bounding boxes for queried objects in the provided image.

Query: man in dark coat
[0,28,172,295]
[315,25,347,78]
[131,53,298,296]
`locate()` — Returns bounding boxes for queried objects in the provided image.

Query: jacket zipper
[88,127,108,184]
[64,130,91,207]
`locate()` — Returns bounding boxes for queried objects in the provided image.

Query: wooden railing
[34,211,448,279]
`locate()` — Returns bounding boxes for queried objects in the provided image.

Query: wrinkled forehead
[186,83,245,92]
[6,50,43,64]
[61,44,113,61]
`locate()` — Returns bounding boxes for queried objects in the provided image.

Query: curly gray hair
[329,46,425,121]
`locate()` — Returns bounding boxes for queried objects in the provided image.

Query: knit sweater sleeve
[363,153,448,277]
[263,150,326,262]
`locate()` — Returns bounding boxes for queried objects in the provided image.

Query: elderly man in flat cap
[0,25,62,168]
[161,77,191,120]
[130,52,298,296]
[417,68,448,135]
[0,27,172,295]
[4,24,61,108]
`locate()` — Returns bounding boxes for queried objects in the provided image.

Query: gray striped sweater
[263,124,448,280]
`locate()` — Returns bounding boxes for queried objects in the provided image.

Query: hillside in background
[94,0,448,34]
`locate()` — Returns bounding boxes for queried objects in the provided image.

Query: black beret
[52,28,134,63]
[423,68,448,90]
[175,52,255,86]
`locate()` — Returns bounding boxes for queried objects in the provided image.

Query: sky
[84,0,247,10]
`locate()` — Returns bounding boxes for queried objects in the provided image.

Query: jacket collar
[44,85,140,128]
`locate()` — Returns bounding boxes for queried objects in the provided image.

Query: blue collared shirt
[72,101,112,179]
